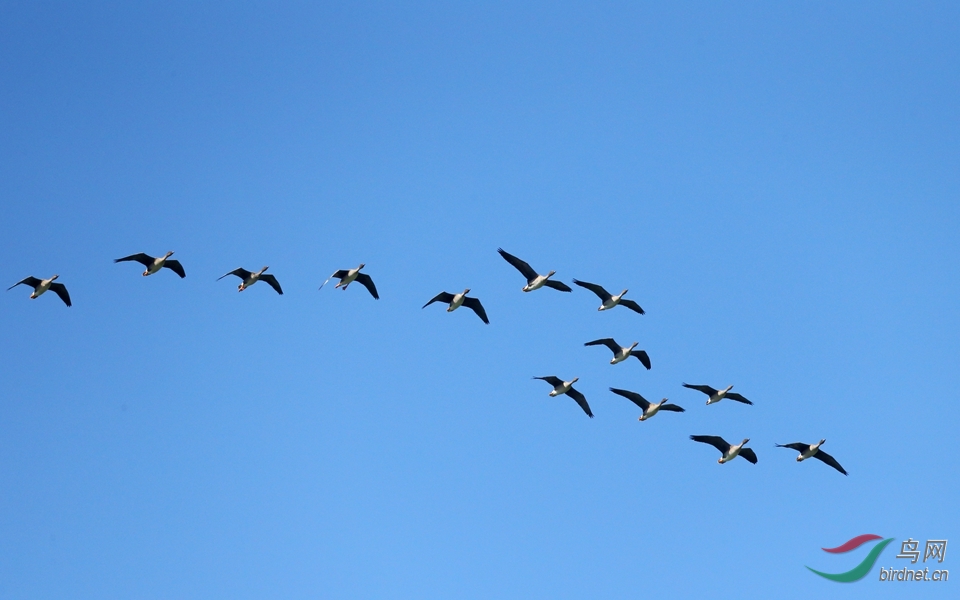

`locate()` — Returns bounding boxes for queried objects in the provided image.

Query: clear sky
[1,2,957,598]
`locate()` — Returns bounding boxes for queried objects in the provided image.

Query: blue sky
[1,2,957,598]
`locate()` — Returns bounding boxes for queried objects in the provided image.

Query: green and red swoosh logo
[807,534,894,582]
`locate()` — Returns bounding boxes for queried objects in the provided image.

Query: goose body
[423,288,489,323]
[585,338,651,369]
[114,251,185,278]
[533,376,592,417]
[7,275,72,306]
[497,248,572,292]
[682,383,752,405]
[609,388,684,421]
[690,435,757,464]
[776,439,847,475]
[319,264,379,299]
[572,279,644,314]
[217,266,283,294]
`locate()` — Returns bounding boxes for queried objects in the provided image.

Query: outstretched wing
[776,442,808,452]
[725,392,753,405]
[533,376,564,387]
[609,387,650,410]
[630,349,651,370]
[690,435,730,454]
[683,383,718,396]
[7,276,42,291]
[461,296,489,324]
[218,268,251,281]
[584,338,620,353]
[738,448,758,464]
[659,403,685,413]
[422,292,455,308]
[566,387,594,418]
[318,270,349,291]
[619,298,645,315]
[355,273,379,299]
[497,248,537,281]
[49,282,72,306]
[114,253,153,267]
[572,279,611,301]
[543,279,572,292]
[163,259,186,278]
[813,450,848,475]
[259,274,283,295]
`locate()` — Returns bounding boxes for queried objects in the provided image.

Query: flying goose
[114,251,185,278]
[497,248,572,292]
[533,376,592,418]
[422,289,489,324]
[776,440,847,475]
[609,388,684,421]
[682,383,752,405]
[572,279,644,314]
[217,266,283,295]
[584,338,651,369]
[690,435,757,464]
[319,264,379,299]
[7,275,71,306]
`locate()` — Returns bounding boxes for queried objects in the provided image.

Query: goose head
[50,274,59,282]
[259,266,269,274]
[164,251,175,258]
[616,289,628,300]
[357,263,365,270]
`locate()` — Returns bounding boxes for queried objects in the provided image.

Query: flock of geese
[7,248,848,476]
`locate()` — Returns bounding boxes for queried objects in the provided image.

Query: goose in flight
[319,264,379,299]
[776,440,847,475]
[690,435,757,464]
[609,388,683,421]
[572,279,644,314]
[682,383,752,405]
[7,275,72,306]
[533,376,592,418]
[422,289,489,324]
[584,338,651,369]
[114,251,185,278]
[497,248,572,292]
[217,266,283,295]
